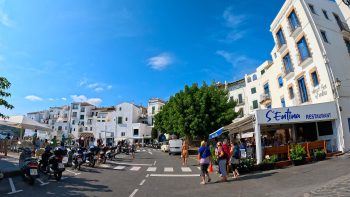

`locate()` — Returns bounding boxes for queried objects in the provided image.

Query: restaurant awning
[224,115,255,135]
[79,132,95,139]
[209,127,224,139]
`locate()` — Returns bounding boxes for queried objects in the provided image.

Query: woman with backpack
[230,142,240,179]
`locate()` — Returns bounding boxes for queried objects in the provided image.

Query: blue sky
[0,0,284,115]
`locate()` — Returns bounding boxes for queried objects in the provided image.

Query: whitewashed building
[223,0,350,164]
[91,107,116,146]
[147,98,166,126]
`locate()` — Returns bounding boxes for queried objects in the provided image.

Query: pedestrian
[35,137,41,151]
[230,142,240,179]
[216,142,227,182]
[89,137,95,147]
[222,139,231,174]
[41,139,49,148]
[131,143,136,159]
[51,136,57,147]
[181,140,189,166]
[198,141,212,185]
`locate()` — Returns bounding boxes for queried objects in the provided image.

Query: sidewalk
[0,152,21,177]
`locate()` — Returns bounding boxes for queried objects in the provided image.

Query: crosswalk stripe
[164,167,173,172]
[197,167,201,170]
[114,165,126,170]
[181,167,192,172]
[130,166,141,171]
[146,167,157,172]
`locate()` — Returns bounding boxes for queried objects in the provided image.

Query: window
[247,77,252,83]
[345,39,350,54]
[288,11,300,31]
[251,87,257,94]
[298,76,309,103]
[121,132,125,137]
[321,30,329,43]
[72,104,79,109]
[152,106,155,114]
[289,87,295,99]
[252,74,257,81]
[80,107,85,112]
[72,120,75,125]
[309,4,316,14]
[264,83,270,96]
[322,10,329,19]
[281,98,286,107]
[72,112,77,117]
[297,37,311,61]
[333,13,344,31]
[252,100,258,109]
[238,94,243,104]
[278,76,283,87]
[90,127,92,131]
[311,71,319,86]
[125,117,128,122]
[118,117,123,124]
[229,96,234,102]
[317,121,333,136]
[261,69,265,75]
[133,129,139,136]
[276,28,286,47]
[348,118,350,132]
[283,53,294,74]
[80,115,84,120]
[119,107,122,111]
[85,127,88,131]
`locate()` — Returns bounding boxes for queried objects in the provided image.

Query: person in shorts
[230,142,240,178]
[198,141,212,185]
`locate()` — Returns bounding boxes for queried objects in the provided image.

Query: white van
[168,139,183,155]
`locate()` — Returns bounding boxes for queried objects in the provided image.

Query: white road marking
[114,165,126,170]
[197,167,201,170]
[181,167,192,172]
[66,170,80,176]
[37,178,49,186]
[139,179,146,186]
[146,174,150,178]
[164,167,174,172]
[136,150,140,152]
[130,166,141,171]
[153,161,157,166]
[108,161,153,166]
[146,167,157,172]
[148,152,153,155]
[7,178,23,195]
[150,174,200,177]
[142,150,146,152]
[99,164,111,168]
[129,189,139,197]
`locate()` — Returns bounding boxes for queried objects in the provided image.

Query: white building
[223,0,350,164]
[91,107,116,146]
[69,102,96,140]
[147,98,166,126]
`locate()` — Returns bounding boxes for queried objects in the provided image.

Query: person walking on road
[181,140,189,166]
[198,141,212,185]
[230,142,240,179]
[216,142,227,182]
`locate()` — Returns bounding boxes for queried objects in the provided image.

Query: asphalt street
[2,149,350,197]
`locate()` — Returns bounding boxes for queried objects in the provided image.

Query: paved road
[2,149,350,197]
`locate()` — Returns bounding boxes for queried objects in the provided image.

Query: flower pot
[292,159,305,166]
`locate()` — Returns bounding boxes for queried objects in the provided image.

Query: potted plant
[260,155,277,171]
[290,144,306,166]
[313,149,326,161]
[238,158,256,174]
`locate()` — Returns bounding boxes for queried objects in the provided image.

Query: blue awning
[209,127,224,139]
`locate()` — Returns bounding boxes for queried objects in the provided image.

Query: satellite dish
[344,0,350,6]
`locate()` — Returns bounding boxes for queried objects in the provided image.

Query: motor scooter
[19,147,39,185]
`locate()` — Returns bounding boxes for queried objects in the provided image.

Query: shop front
[254,101,339,163]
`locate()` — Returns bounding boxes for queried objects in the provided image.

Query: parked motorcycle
[97,146,109,164]
[38,146,66,181]
[19,147,39,185]
[106,145,119,160]
[72,147,84,170]
[83,146,100,167]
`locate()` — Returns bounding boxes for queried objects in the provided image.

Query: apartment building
[91,107,117,146]
[147,98,166,126]
[224,0,350,163]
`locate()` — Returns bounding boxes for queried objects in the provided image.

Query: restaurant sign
[256,101,338,124]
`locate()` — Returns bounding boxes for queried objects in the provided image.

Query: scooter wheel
[54,172,62,181]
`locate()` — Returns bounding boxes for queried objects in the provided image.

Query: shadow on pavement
[230,171,278,182]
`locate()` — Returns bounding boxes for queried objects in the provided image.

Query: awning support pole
[254,111,262,164]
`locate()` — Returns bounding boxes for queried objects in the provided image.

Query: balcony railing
[260,93,272,105]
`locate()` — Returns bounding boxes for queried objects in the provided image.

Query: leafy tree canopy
[0,77,14,118]
[154,82,237,141]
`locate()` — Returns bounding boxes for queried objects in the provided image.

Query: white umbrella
[0,115,52,139]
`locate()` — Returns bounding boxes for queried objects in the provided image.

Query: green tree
[154,82,237,141]
[151,127,159,140]
[0,77,14,118]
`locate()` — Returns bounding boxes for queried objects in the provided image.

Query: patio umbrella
[209,127,225,140]
[0,115,52,139]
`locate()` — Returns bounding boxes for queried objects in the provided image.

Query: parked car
[168,139,182,155]
[161,141,169,152]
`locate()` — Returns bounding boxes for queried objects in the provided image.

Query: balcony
[340,22,350,38]
[277,43,288,55]
[260,93,272,105]
[236,101,245,106]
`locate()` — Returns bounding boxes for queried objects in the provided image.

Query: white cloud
[79,79,88,87]
[70,95,102,106]
[25,95,43,102]
[94,87,104,92]
[216,50,260,68]
[0,1,14,27]
[107,85,112,90]
[61,97,67,101]
[220,6,247,42]
[147,53,173,70]
[48,98,55,101]
[87,83,99,89]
